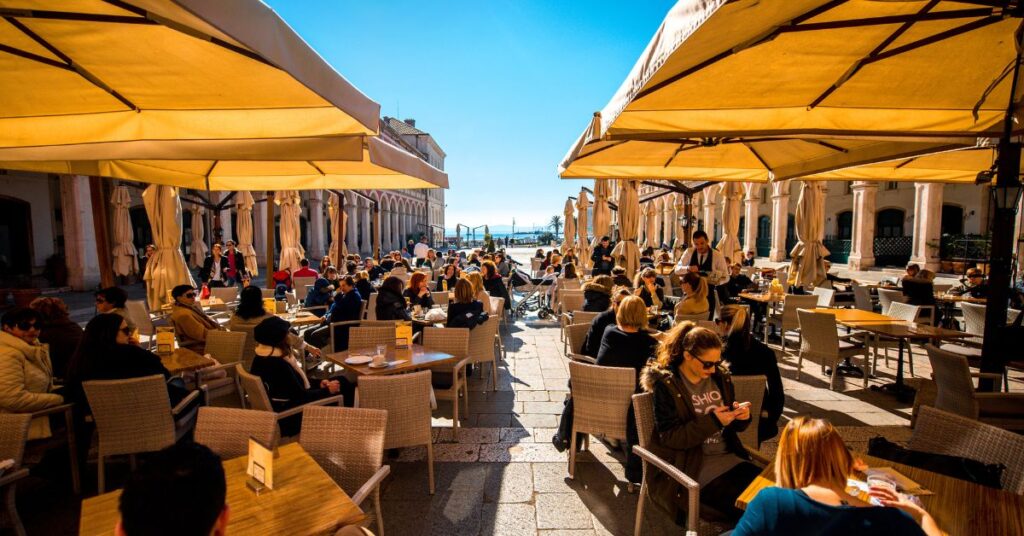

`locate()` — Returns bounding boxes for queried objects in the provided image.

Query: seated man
[949,267,989,299]
[364,257,385,281]
[116,442,227,536]
[725,263,755,300]
[292,258,319,279]
[303,276,363,351]
[304,266,339,313]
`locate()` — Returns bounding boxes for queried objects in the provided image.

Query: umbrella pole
[265,192,276,290]
[88,176,115,289]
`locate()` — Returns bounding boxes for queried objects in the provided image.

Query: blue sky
[265,0,674,232]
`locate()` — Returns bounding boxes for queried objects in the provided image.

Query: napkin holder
[395,321,412,349]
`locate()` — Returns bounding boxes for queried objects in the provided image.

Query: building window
[760,189,767,204]
[844,183,853,195]
[886,181,899,191]
[876,208,905,237]
[836,210,853,240]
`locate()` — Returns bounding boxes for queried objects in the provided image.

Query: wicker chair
[469,316,501,391]
[491,297,507,360]
[326,301,369,353]
[422,327,472,439]
[562,310,600,353]
[300,406,390,536]
[811,287,836,307]
[194,407,278,459]
[260,288,276,299]
[365,294,378,320]
[357,370,435,494]
[560,278,582,291]
[796,309,869,391]
[558,290,585,315]
[23,404,81,494]
[0,414,31,536]
[567,361,636,478]
[851,281,877,312]
[349,327,395,352]
[565,323,594,363]
[877,288,907,315]
[126,299,164,349]
[731,375,766,450]
[632,392,699,536]
[209,286,239,306]
[83,375,202,492]
[675,311,710,325]
[293,276,317,301]
[924,344,1024,432]
[911,406,1024,495]
[198,330,248,403]
[234,364,343,437]
[871,302,922,376]
[766,294,818,354]
[431,291,449,306]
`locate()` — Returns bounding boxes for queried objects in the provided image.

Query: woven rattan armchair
[631,392,699,536]
[469,316,500,391]
[869,302,923,376]
[208,286,239,306]
[194,407,278,459]
[565,323,594,363]
[430,291,449,306]
[234,364,343,437]
[811,287,836,307]
[357,370,435,494]
[422,327,472,440]
[125,299,166,349]
[567,361,636,478]
[766,294,818,354]
[731,375,766,451]
[349,327,395,352]
[491,297,506,360]
[924,344,1024,432]
[562,310,598,354]
[851,281,877,312]
[557,293,585,346]
[796,309,869,391]
[325,302,370,353]
[197,330,248,404]
[911,406,1024,495]
[0,414,31,535]
[83,375,202,492]
[293,276,317,301]
[876,287,908,315]
[300,406,390,536]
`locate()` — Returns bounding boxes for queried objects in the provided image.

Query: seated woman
[467,252,482,268]
[0,307,64,439]
[447,279,489,330]
[354,270,375,299]
[481,260,512,311]
[230,286,321,358]
[30,297,83,381]
[634,268,667,310]
[639,321,760,524]
[376,276,412,321]
[611,266,633,288]
[304,265,339,312]
[639,247,656,267]
[403,272,434,309]
[717,305,784,444]
[249,316,351,436]
[465,271,493,314]
[168,284,224,353]
[436,263,461,292]
[581,288,632,359]
[674,272,710,320]
[732,418,940,536]
[582,275,614,312]
[94,286,136,333]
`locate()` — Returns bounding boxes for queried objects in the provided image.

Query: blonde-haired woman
[639,321,759,524]
[464,271,493,314]
[733,418,939,536]
[674,271,710,320]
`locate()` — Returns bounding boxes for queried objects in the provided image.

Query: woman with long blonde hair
[732,417,939,536]
[463,271,493,314]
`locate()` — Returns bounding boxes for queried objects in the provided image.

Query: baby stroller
[508,268,556,319]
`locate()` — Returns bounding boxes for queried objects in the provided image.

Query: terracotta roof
[384,116,427,136]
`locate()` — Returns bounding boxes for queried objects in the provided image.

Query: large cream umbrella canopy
[110,185,138,277]
[611,181,642,279]
[575,190,592,270]
[0,0,379,153]
[236,191,258,277]
[789,181,830,288]
[143,185,194,310]
[277,191,305,274]
[716,182,743,262]
[188,204,207,269]
[562,199,576,255]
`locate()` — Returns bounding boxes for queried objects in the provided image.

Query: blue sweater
[732,487,924,536]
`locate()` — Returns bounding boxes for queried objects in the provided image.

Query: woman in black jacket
[376,276,412,321]
[354,270,375,299]
[634,268,667,310]
[481,260,511,310]
[717,304,784,444]
[436,263,461,292]
[581,276,613,312]
[30,297,84,380]
[403,272,434,309]
[446,279,489,330]
[581,288,631,358]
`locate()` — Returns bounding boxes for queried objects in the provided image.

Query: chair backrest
[125,300,155,336]
[911,406,1024,495]
[422,327,470,360]
[431,291,450,306]
[204,330,247,364]
[566,323,591,356]
[531,258,543,272]
[697,320,717,331]
[261,288,276,299]
[782,294,819,325]
[811,287,835,307]
[877,288,907,315]
[887,302,923,323]
[851,282,874,312]
[632,392,655,448]
[232,323,258,369]
[571,310,601,325]
[924,344,980,419]
[0,414,31,467]
[357,370,432,449]
[209,286,239,304]
[731,375,767,448]
[491,297,505,316]
[349,327,395,351]
[235,364,274,412]
[933,283,953,294]
[194,407,278,459]
[293,277,316,300]
[284,290,298,308]
[560,278,581,291]
[675,311,709,324]
[797,309,840,360]
[360,320,398,329]
[961,302,987,336]
[300,406,388,495]
[559,290,585,314]
[468,316,500,365]
[569,361,636,440]
[365,293,378,320]
[83,375,175,457]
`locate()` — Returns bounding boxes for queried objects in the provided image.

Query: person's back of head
[96,286,129,309]
[234,286,266,319]
[300,258,309,268]
[774,417,851,490]
[615,295,649,331]
[453,278,475,304]
[117,442,227,536]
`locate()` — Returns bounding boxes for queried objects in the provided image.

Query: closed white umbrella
[143,185,195,310]
[644,201,659,251]
[277,190,305,274]
[672,193,687,260]
[562,199,576,255]
[110,185,138,277]
[611,181,641,279]
[716,182,743,262]
[327,193,347,259]
[188,204,207,268]
[236,191,258,277]
[590,180,611,252]
[789,181,830,288]
[575,190,591,270]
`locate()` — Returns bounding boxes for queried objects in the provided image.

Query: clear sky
[264,0,674,233]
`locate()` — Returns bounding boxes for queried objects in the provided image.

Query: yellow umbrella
[575,190,591,270]
[143,185,194,310]
[612,181,641,278]
[562,199,576,255]
[277,191,305,274]
[0,0,379,153]
[110,185,138,277]
[789,182,830,288]
[716,183,743,262]
[805,145,1006,183]
[236,191,259,277]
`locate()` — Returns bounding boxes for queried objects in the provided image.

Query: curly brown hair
[654,321,722,370]
[29,297,71,322]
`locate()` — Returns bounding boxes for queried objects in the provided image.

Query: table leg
[870,338,915,402]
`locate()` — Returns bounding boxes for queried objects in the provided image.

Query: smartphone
[735,401,752,409]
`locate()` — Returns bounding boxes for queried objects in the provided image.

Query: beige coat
[169,303,223,353]
[0,331,63,438]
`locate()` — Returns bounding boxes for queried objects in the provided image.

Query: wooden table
[935,293,987,304]
[736,453,1024,536]
[326,344,457,376]
[159,348,215,375]
[738,291,784,304]
[79,442,365,536]
[277,311,322,328]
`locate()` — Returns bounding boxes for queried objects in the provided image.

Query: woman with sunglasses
[168,284,224,353]
[0,307,63,439]
[639,321,761,526]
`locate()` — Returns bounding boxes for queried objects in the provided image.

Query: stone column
[216,192,232,244]
[59,175,101,290]
[392,209,401,252]
[703,187,718,241]
[910,182,944,271]
[382,207,392,251]
[308,190,324,257]
[848,181,879,270]
[345,195,358,255]
[769,181,791,262]
[360,202,372,256]
[253,192,266,267]
[743,183,761,254]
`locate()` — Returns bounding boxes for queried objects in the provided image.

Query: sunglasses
[16,321,39,331]
[95,297,106,304]
[120,327,132,336]
[183,292,197,299]
[692,355,720,370]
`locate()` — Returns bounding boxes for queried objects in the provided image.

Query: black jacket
[612,274,632,288]
[901,278,937,306]
[582,282,611,312]
[66,343,178,411]
[582,310,617,358]
[436,275,460,292]
[637,285,667,309]
[726,274,754,299]
[355,279,375,299]
[723,335,785,443]
[446,301,488,330]
[222,250,247,279]
[483,275,511,310]
[250,353,329,436]
[199,255,228,283]
[376,287,411,321]
[403,288,434,309]
[591,244,615,275]
[366,265,386,281]
[595,327,659,388]
[326,289,363,324]
[38,317,83,379]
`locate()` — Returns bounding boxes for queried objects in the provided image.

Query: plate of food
[345,355,373,365]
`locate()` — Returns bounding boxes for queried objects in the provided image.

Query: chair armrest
[633,446,699,533]
[745,445,771,465]
[197,363,237,379]
[171,389,202,415]
[568,353,596,364]
[971,372,1004,381]
[275,394,344,420]
[350,465,391,506]
[975,393,1024,402]
[30,403,73,419]
[0,467,30,487]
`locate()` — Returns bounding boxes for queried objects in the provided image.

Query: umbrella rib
[0,8,152,24]
[783,7,996,33]
[870,16,1004,65]
[3,16,138,111]
[307,161,327,176]
[0,42,68,69]
[800,139,850,154]
[743,143,772,172]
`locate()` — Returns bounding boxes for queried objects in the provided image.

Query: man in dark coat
[590,236,615,276]
[222,240,247,286]
[303,276,363,351]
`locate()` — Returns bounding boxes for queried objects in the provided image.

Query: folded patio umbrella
[110,185,138,277]
[327,193,347,260]
[789,182,830,288]
[562,199,576,256]
[716,182,743,262]
[188,204,207,269]
[143,185,195,310]
[672,193,687,259]
[590,180,611,254]
[612,181,641,279]
[277,191,305,274]
[236,191,259,277]
[644,201,659,251]
[575,190,591,270]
